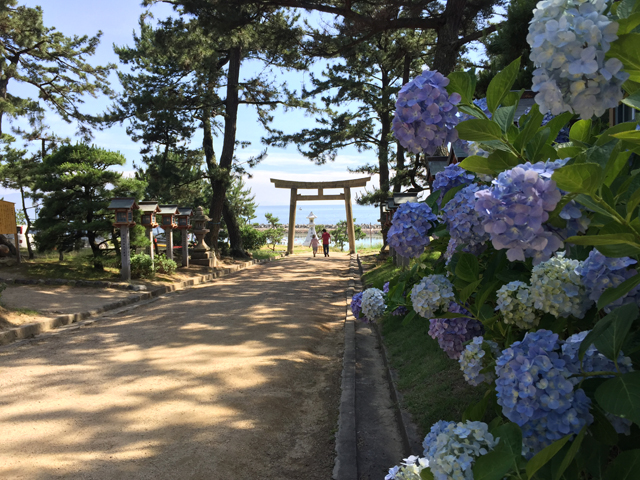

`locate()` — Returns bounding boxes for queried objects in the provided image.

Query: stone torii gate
[271,177,371,255]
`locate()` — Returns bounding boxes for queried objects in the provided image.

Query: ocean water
[254,204,381,226]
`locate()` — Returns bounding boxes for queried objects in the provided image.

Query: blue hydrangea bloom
[495,329,593,456]
[442,184,490,259]
[433,165,476,207]
[411,275,455,319]
[475,161,565,264]
[387,202,438,258]
[351,291,370,322]
[575,250,640,311]
[530,253,590,318]
[383,282,390,294]
[496,281,540,329]
[459,337,500,386]
[392,70,461,155]
[428,303,484,359]
[361,288,386,321]
[421,420,498,480]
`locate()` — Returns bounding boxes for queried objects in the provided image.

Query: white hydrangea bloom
[527,0,629,119]
[496,281,541,329]
[530,253,590,318]
[361,288,386,321]
[385,456,430,480]
[410,275,455,319]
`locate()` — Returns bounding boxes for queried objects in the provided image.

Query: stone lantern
[176,207,193,267]
[190,206,215,267]
[157,205,179,261]
[107,197,139,281]
[302,211,318,247]
[138,201,160,263]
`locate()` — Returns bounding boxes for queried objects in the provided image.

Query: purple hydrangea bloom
[474,161,565,264]
[351,292,370,322]
[442,184,490,260]
[383,282,390,294]
[575,250,640,310]
[387,202,438,258]
[433,164,476,207]
[392,70,461,155]
[495,330,593,456]
[428,303,484,359]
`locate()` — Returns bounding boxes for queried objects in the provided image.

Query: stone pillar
[287,188,297,255]
[182,230,189,267]
[166,229,174,261]
[344,187,356,254]
[146,227,155,265]
[121,225,131,281]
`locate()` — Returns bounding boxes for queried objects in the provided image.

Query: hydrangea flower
[495,329,593,456]
[411,275,455,319]
[575,250,640,310]
[475,161,565,264]
[442,184,490,260]
[383,282,390,294]
[459,336,500,386]
[527,0,629,119]
[421,420,499,480]
[361,288,386,321]
[433,164,476,207]
[392,70,461,155]
[385,456,430,480]
[496,281,541,329]
[350,291,370,322]
[429,304,484,359]
[387,202,438,258]
[530,253,590,318]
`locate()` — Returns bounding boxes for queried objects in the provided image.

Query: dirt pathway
[0,253,349,480]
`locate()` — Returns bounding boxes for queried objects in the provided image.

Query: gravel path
[0,253,348,479]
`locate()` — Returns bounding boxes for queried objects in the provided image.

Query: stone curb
[0,254,285,347]
[333,254,359,480]
[356,253,423,457]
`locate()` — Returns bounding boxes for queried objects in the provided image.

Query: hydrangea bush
[361,288,386,321]
[375,7,640,475]
[387,202,438,258]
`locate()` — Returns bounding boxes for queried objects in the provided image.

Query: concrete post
[287,188,297,255]
[121,225,131,281]
[344,187,356,254]
[182,230,189,267]
[166,230,174,261]
[146,227,154,266]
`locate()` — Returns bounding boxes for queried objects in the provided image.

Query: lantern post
[107,198,139,281]
[138,201,160,265]
[158,205,179,261]
[191,206,215,267]
[176,207,193,267]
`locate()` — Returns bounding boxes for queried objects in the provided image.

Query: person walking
[310,234,320,257]
[321,229,331,257]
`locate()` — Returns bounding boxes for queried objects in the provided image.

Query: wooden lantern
[107,198,139,227]
[176,207,193,229]
[139,201,160,228]
[158,205,179,229]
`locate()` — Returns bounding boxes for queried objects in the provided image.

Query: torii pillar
[271,177,371,255]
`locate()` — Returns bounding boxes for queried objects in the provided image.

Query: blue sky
[2,0,385,211]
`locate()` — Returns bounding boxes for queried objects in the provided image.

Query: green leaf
[604,149,632,187]
[457,119,504,142]
[494,105,517,133]
[459,279,482,303]
[526,434,573,479]
[578,435,608,478]
[552,163,603,194]
[441,185,465,209]
[487,150,520,173]
[425,190,440,209]
[486,57,521,113]
[598,273,640,310]
[612,129,640,146]
[455,253,479,282]
[501,90,524,108]
[618,0,640,18]
[462,394,489,422]
[459,155,497,175]
[604,449,640,480]
[459,104,488,119]
[569,119,593,143]
[607,34,640,83]
[420,468,435,480]
[622,90,640,110]
[574,194,613,216]
[545,112,574,143]
[447,71,476,104]
[556,146,584,158]
[618,12,640,34]
[402,310,417,325]
[472,423,521,480]
[565,233,640,246]
[514,105,544,152]
[525,127,551,162]
[593,303,638,361]
[589,407,620,446]
[555,427,586,480]
[596,371,640,425]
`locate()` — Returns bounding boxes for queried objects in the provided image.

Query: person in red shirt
[321,229,331,257]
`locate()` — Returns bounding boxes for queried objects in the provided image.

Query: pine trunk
[19,186,35,259]
[432,0,467,76]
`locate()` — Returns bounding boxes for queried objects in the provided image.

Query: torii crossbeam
[270,177,371,255]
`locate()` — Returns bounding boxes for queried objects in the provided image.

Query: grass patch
[17,250,121,281]
[9,307,40,315]
[251,249,285,260]
[379,313,485,436]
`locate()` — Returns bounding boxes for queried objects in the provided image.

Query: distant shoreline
[255,225,382,234]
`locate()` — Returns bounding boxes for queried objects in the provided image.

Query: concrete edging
[332,254,359,480]
[0,254,284,347]
[356,253,423,456]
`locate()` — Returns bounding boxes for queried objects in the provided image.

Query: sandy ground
[0,253,347,479]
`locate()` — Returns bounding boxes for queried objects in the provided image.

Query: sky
[2,0,382,212]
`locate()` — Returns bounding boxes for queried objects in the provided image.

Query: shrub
[155,254,177,275]
[240,225,267,250]
[130,253,154,279]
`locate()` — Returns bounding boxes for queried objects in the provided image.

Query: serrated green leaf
[459,155,497,175]
[593,303,638,361]
[604,449,640,480]
[608,33,640,83]
[573,194,612,216]
[526,434,573,479]
[570,119,593,143]
[441,185,465,209]
[618,12,640,34]
[447,71,476,104]
[486,58,521,113]
[494,105,517,133]
[472,423,521,480]
[402,310,417,325]
[459,279,482,303]
[546,112,574,143]
[598,273,640,310]
[618,0,640,18]
[565,233,639,246]
[622,90,640,110]
[595,371,640,426]
[526,127,551,162]
[420,468,435,480]
[552,163,603,194]
[487,150,520,173]
[514,105,543,152]
[554,427,586,480]
[612,129,640,146]
[457,119,504,142]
